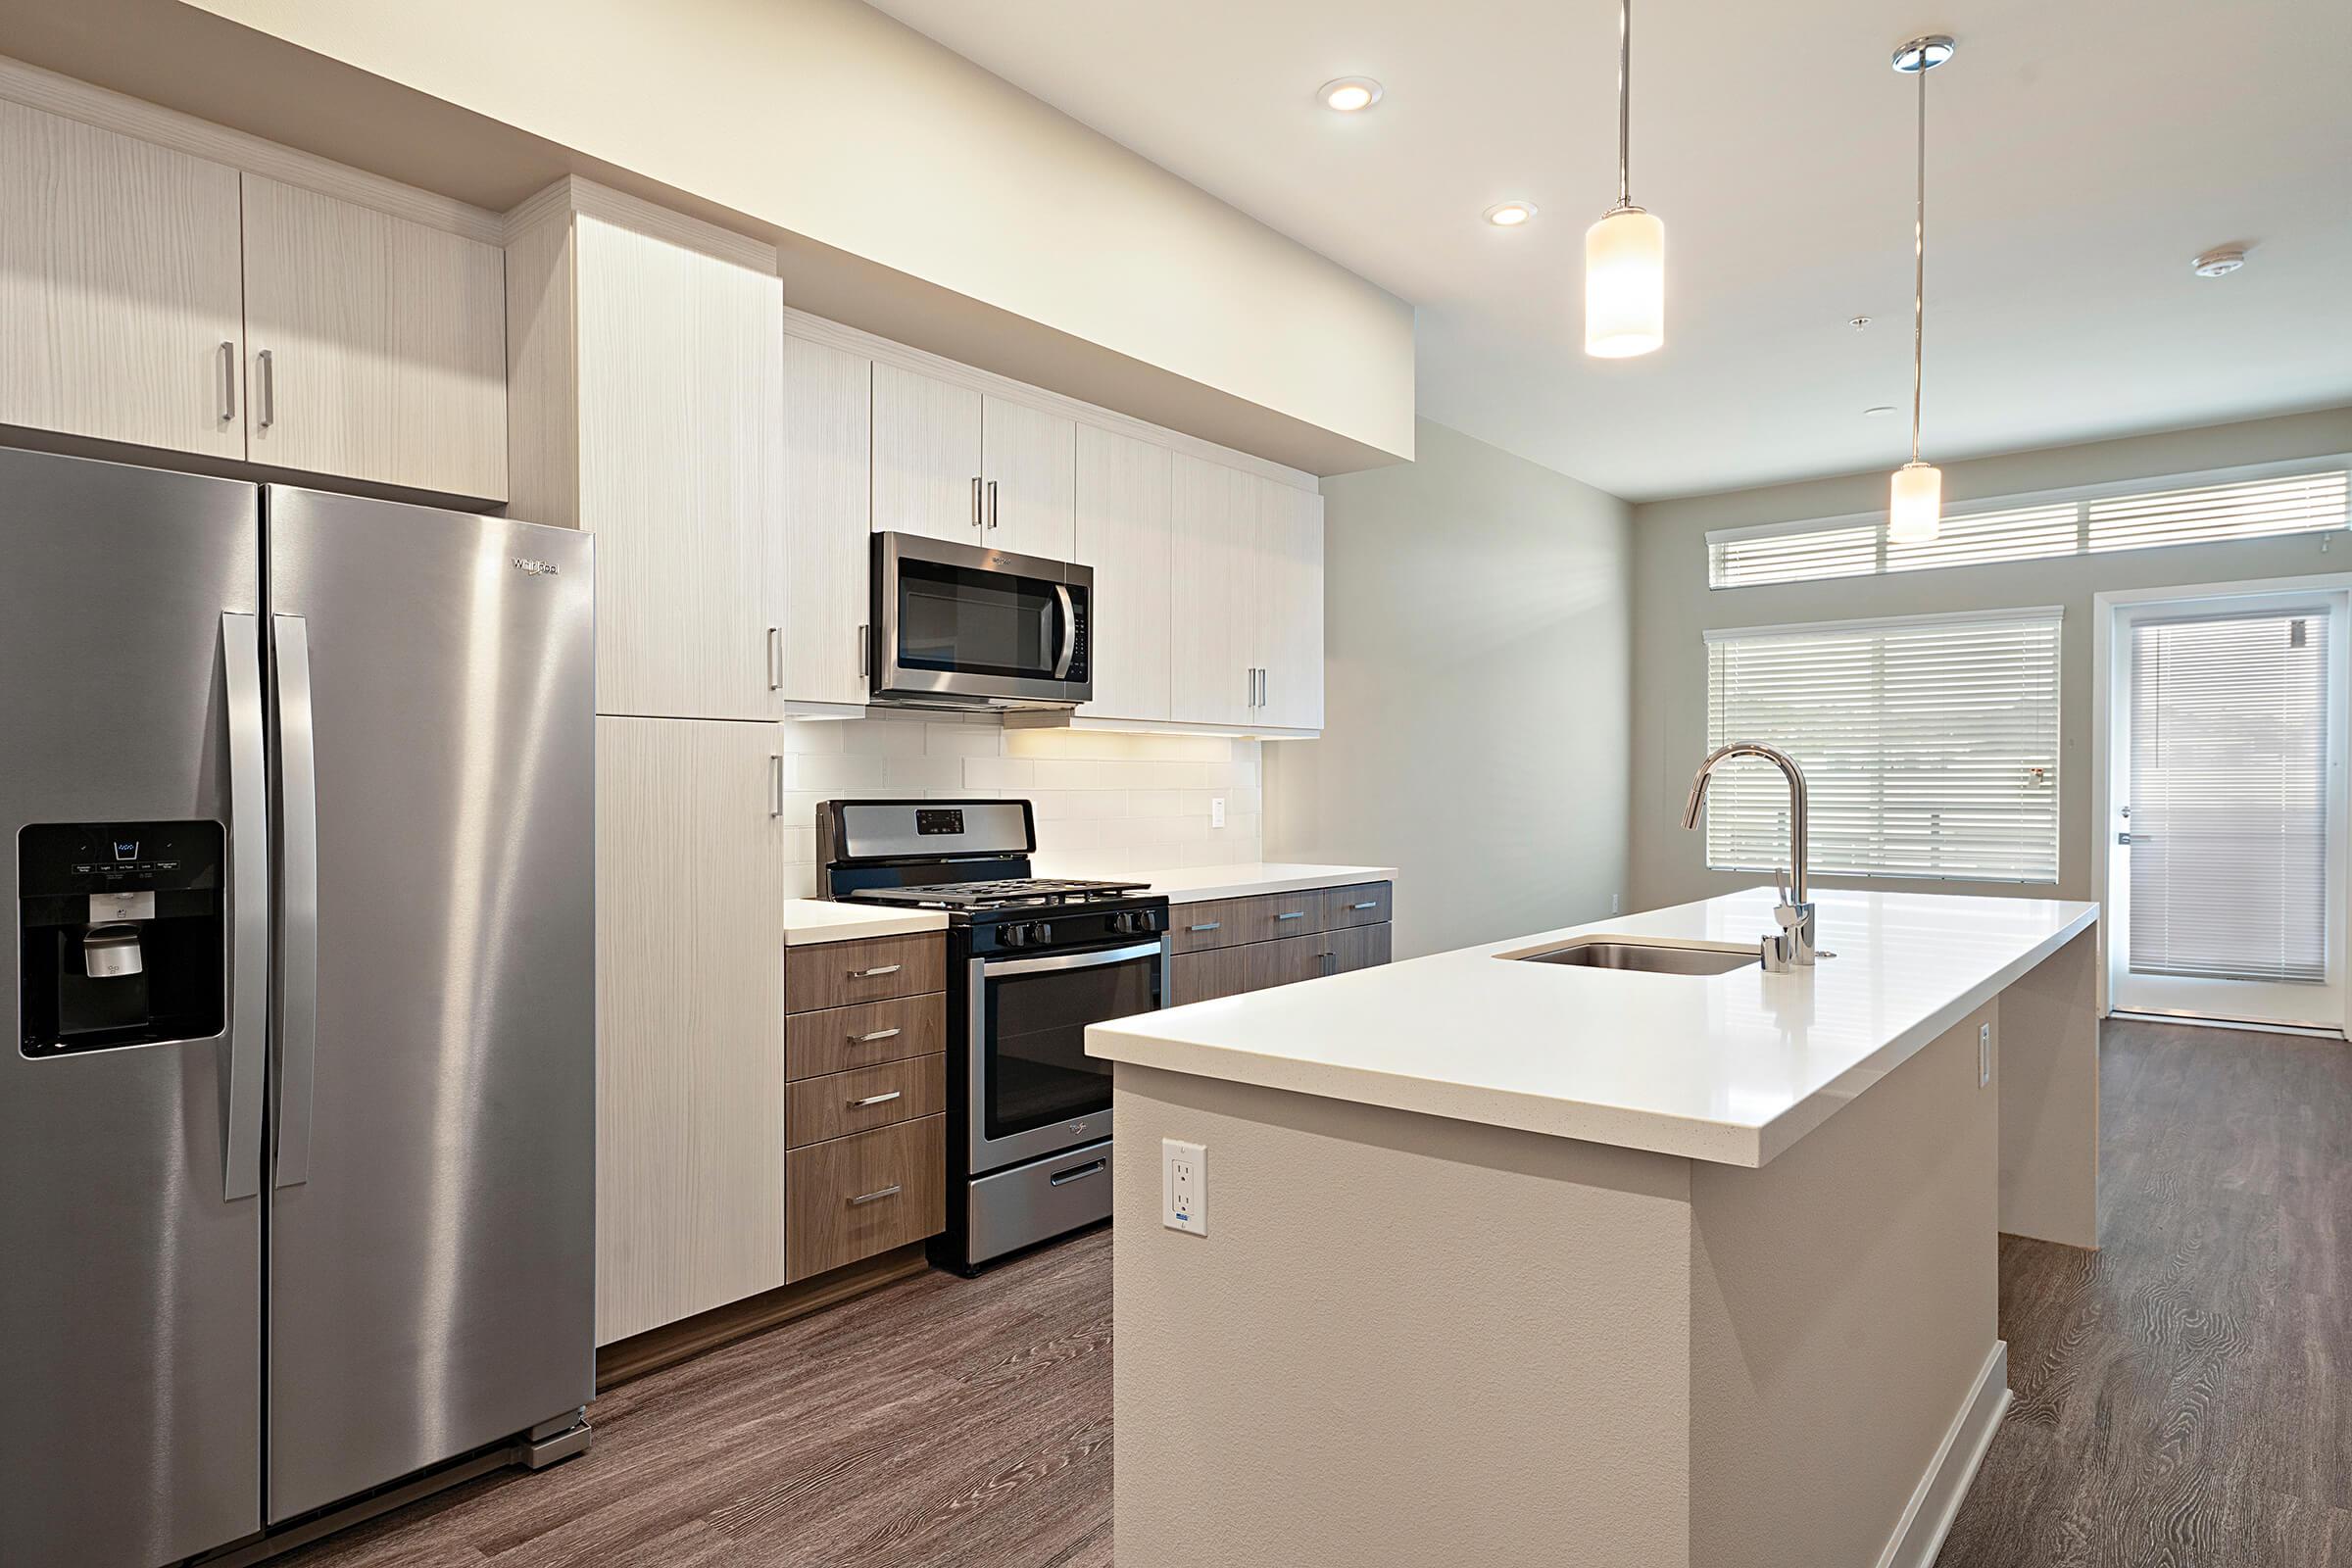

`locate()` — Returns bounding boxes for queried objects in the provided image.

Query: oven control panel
[972,903,1166,956]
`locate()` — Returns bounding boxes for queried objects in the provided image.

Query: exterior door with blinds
[2109,593,2348,1030]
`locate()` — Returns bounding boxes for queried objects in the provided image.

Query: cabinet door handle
[971,476,984,528]
[849,1184,903,1206]
[766,626,782,691]
[852,1026,903,1044]
[1348,902,1380,911]
[768,755,784,818]
[255,349,275,430]
[987,479,999,529]
[850,1090,904,1108]
[852,963,903,979]
[1275,909,1306,921]
[218,340,236,421]
[1261,666,1271,711]
[1186,921,1221,933]
[858,622,870,678]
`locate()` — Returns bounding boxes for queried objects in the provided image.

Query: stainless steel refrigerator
[0,448,596,1566]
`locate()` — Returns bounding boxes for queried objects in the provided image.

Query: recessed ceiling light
[2191,245,2246,277]
[1484,201,1539,227]
[1318,76,1383,113]
[1863,405,1897,417]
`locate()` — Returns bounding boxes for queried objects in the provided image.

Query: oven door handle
[983,939,1163,979]
[1051,582,1077,680]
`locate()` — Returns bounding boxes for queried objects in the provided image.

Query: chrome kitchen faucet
[1681,742,1827,972]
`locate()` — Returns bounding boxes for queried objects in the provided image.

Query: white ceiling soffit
[865,0,2352,501]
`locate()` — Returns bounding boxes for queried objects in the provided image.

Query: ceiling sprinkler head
[2191,245,2247,278]
[1849,315,1873,329]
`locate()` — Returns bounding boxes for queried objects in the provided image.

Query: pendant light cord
[1910,56,1927,466]
[1616,0,1633,210]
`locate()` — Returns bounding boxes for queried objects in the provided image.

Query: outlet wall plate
[1162,1138,1206,1236]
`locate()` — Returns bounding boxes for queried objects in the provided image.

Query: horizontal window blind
[2128,611,2329,983]
[1705,612,2061,881]
[1711,466,2350,589]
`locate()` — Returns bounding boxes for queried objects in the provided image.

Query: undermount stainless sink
[1513,939,1760,975]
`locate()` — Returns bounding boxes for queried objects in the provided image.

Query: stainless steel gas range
[819,799,1166,1272]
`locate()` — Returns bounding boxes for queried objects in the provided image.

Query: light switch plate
[1162,1138,1206,1235]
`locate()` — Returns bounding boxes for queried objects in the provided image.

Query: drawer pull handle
[1275,910,1306,921]
[1348,902,1380,911]
[1187,921,1221,933]
[852,1027,903,1044]
[1049,1158,1107,1187]
[850,1090,903,1108]
[849,1184,903,1206]
[851,963,903,979]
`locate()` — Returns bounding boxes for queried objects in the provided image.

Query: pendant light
[1585,0,1664,358]
[1886,34,1954,543]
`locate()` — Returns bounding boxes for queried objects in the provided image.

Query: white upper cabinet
[1074,425,1173,723]
[1255,480,1325,731]
[1168,453,1261,728]
[0,98,245,459]
[570,213,784,720]
[241,173,508,501]
[871,362,982,543]
[781,333,873,708]
[982,395,1076,560]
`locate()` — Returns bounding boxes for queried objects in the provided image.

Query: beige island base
[1092,889,2100,1568]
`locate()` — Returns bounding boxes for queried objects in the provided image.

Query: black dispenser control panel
[18,820,225,1058]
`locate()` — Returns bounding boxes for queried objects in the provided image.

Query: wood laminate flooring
[1936,1017,2352,1567]
[282,1017,2348,1568]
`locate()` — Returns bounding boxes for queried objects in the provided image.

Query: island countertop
[1087,887,2098,1166]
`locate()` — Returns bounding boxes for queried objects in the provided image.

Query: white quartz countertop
[1088,888,2098,1166]
[780,899,948,946]
[1095,862,1396,904]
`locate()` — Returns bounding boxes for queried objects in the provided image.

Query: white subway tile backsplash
[779,716,1264,878]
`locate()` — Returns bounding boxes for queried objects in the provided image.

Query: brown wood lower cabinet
[1169,881,1394,1006]
[786,1115,946,1284]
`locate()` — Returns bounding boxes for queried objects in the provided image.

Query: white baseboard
[1876,1341,2011,1568]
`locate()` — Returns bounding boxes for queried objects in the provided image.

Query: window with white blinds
[2127,611,2330,983]
[1704,611,2062,881]
[1710,465,2350,589]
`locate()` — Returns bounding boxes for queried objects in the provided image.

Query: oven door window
[897,559,1064,681]
[982,951,1158,1141]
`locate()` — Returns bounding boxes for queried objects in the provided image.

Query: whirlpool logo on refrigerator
[511,557,560,576]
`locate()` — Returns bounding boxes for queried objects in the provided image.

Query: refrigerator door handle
[221,612,270,1201]
[271,613,321,1189]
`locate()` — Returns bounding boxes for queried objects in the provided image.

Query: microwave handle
[1052,582,1077,680]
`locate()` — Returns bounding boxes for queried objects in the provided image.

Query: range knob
[998,922,1031,950]
[1030,921,1054,946]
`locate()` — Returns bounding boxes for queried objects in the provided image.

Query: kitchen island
[1089,887,2099,1568]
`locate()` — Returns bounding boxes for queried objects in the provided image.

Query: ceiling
[864,0,2352,500]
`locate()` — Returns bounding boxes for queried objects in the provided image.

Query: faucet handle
[1773,865,1792,906]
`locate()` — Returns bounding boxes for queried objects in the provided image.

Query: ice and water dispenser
[18,821,225,1057]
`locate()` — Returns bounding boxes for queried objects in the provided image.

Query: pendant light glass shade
[1887,460,1943,543]
[1585,207,1665,358]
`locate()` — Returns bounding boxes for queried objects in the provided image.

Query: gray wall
[1630,406,2352,911]
[1267,418,1633,957]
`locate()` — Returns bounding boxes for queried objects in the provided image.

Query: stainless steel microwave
[869,531,1093,710]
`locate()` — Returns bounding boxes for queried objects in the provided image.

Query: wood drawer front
[785,933,945,1013]
[788,1055,945,1149]
[1169,897,1257,954]
[1240,890,1325,946]
[1329,921,1392,974]
[1172,947,1252,1006]
[1323,883,1393,931]
[786,1116,946,1283]
[786,993,945,1081]
[1246,932,1327,991]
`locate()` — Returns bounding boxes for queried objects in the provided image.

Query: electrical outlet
[1979,1022,1992,1088]
[1209,796,1226,829]
[1162,1138,1207,1236]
